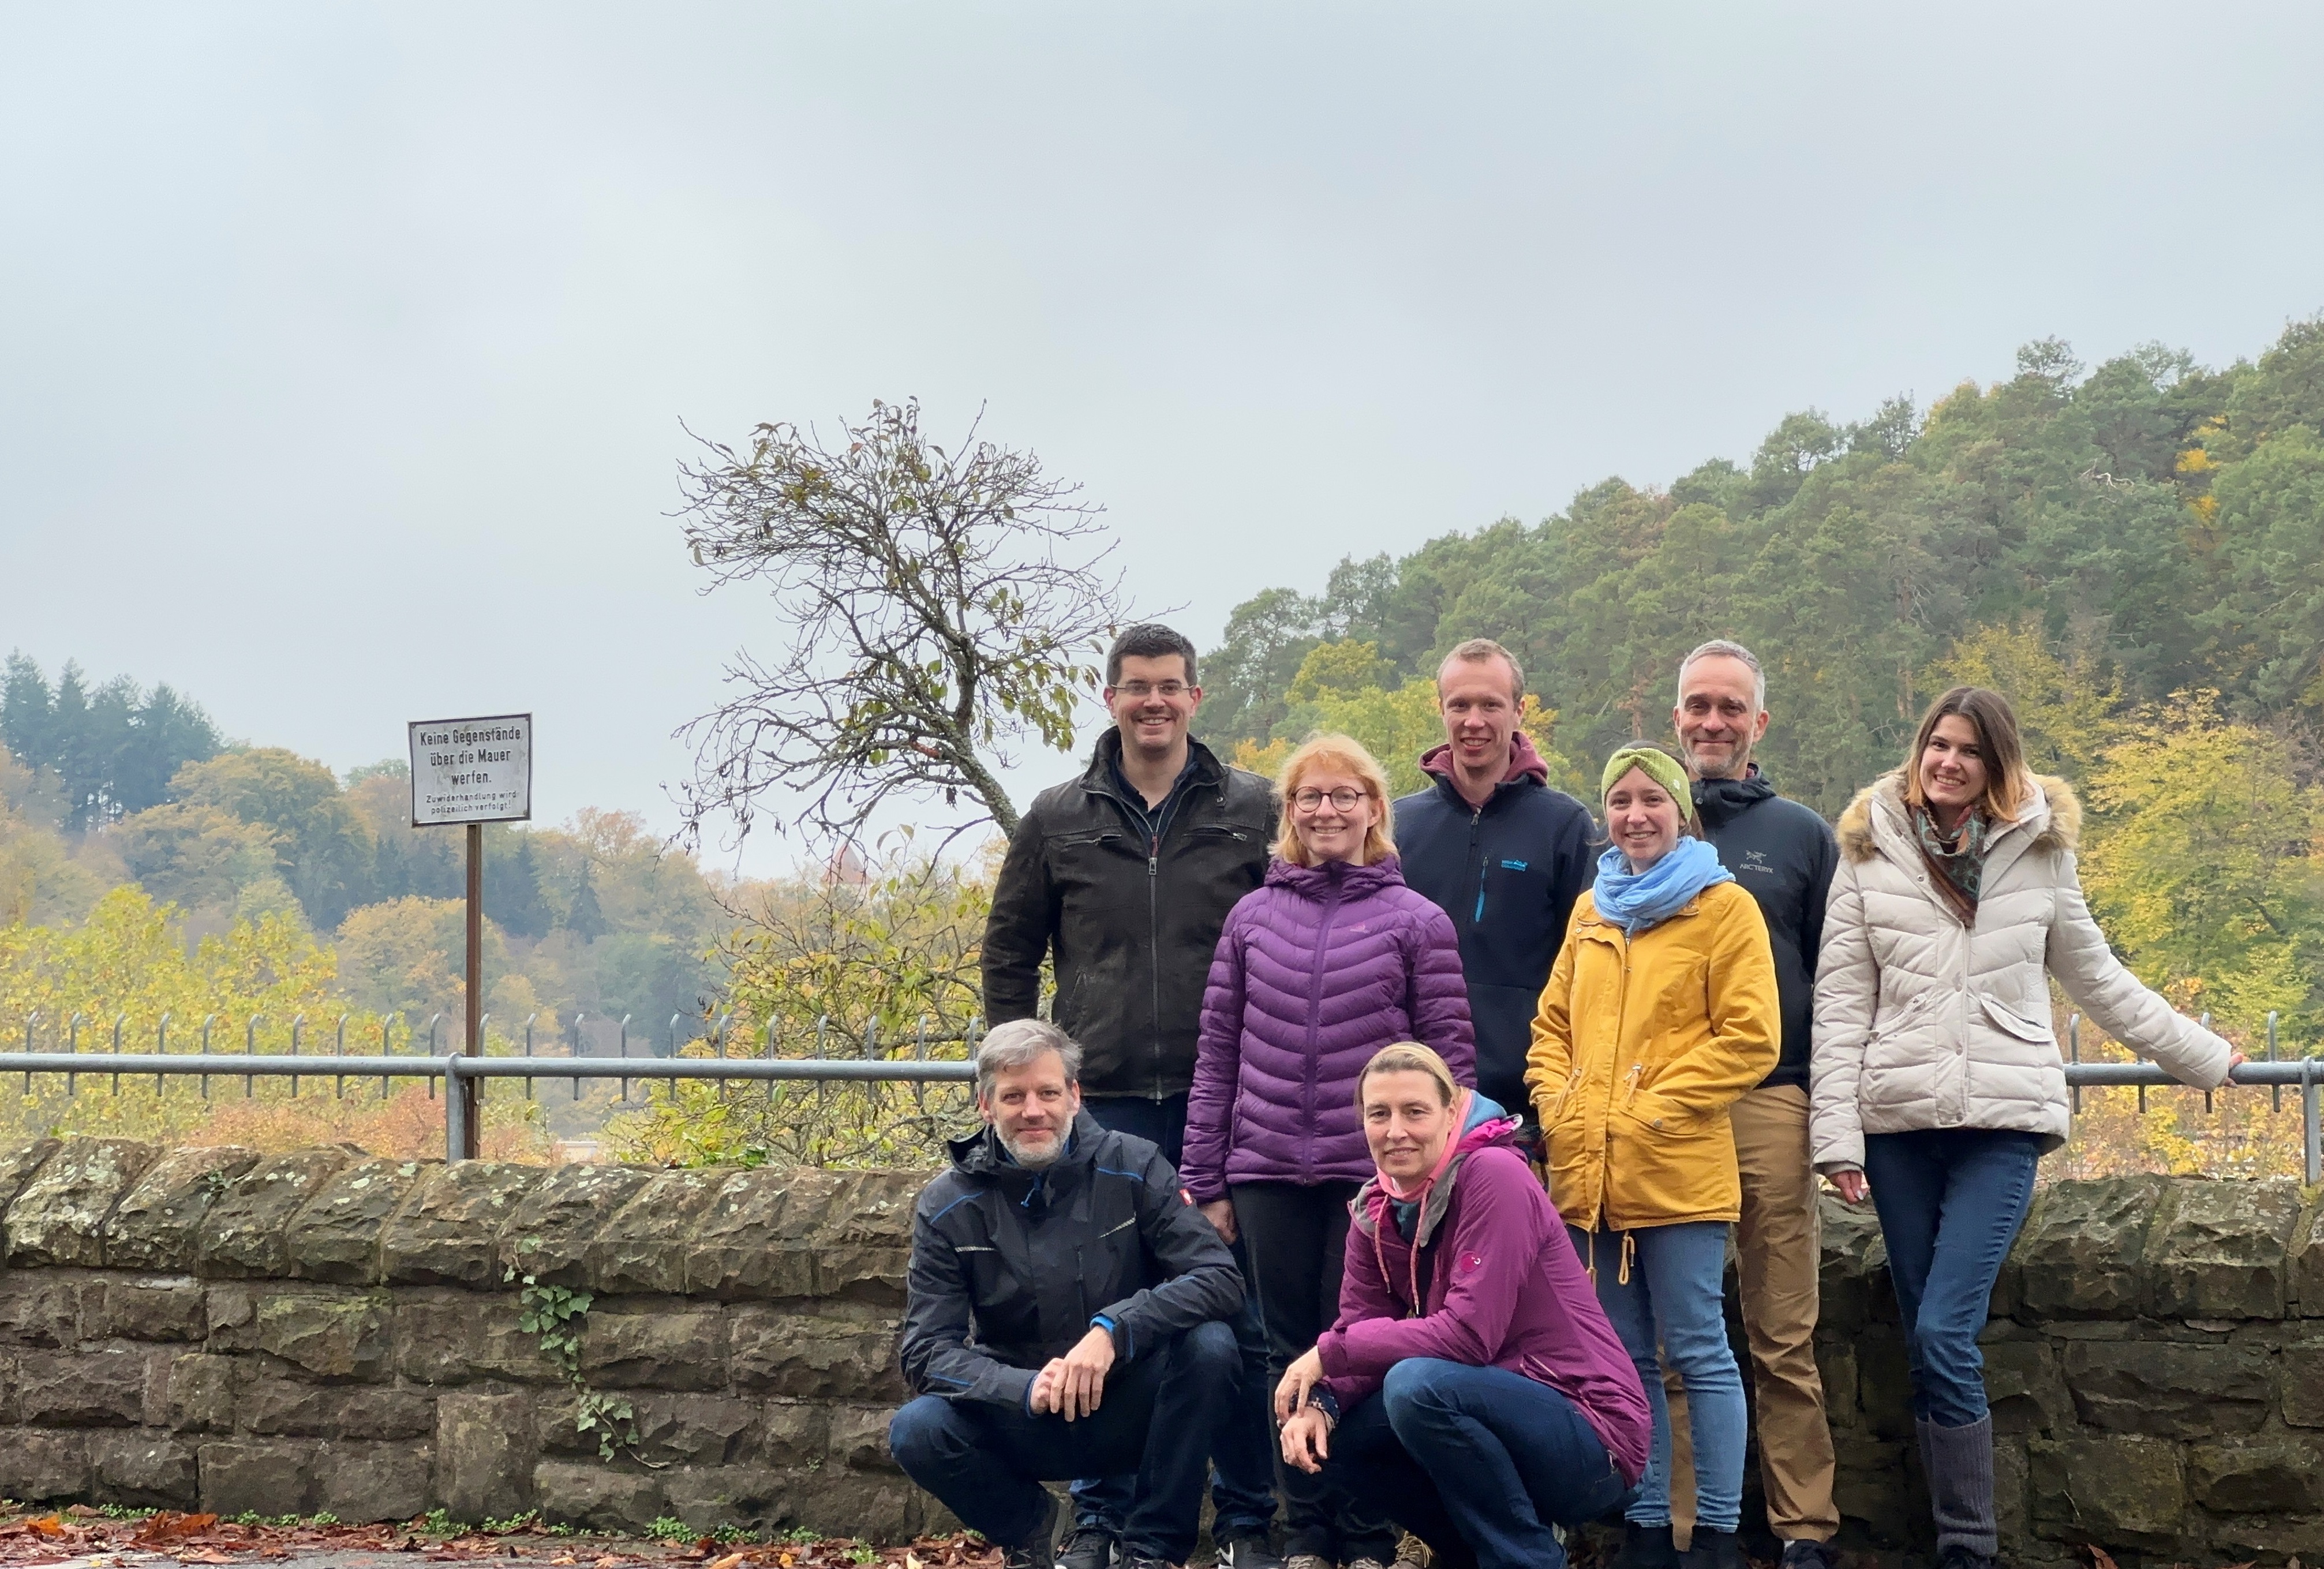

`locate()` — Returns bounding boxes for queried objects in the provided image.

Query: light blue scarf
[1592,837,1732,936]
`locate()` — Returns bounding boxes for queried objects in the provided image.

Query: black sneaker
[1617,1525,1680,1569]
[1780,1542,1838,1569]
[1934,1547,1995,1569]
[1121,1555,1179,1569]
[1215,1536,1285,1569]
[1001,1496,1060,1569]
[1056,1525,1118,1569]
[1678,1527,1743,1569]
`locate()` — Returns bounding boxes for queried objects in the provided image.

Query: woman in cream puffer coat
[1810,687,2232,1569]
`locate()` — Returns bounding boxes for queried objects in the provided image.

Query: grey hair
[975,1018,1083,1099]
[1676,639,1765,710]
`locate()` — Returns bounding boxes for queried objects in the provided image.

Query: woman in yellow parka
[1528,744,1779,1569]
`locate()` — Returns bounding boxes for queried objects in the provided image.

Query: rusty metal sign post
[407,714,533,1158]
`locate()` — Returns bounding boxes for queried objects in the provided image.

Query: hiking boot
[1121,1556,1181,1569]
[1616,1525,1680,1569]
[1779,1542,1838,1569]
[1344,1557,1390,1569]
[1056,1526,1118,1569]
[1284,1555,1334,1569]
[1678,1527,1744,1569]
[1215,1536,1285,1569]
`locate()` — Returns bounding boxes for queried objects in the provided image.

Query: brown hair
[1355,1042,1459,1109]
[1903,686,2034,823]
[1436,638,1524,702]
[1274,733,1398,866]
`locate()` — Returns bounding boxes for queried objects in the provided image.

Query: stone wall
[0,1136,2317,1563]
[1814,1174,2324,1564]
[0,1137,936,1541]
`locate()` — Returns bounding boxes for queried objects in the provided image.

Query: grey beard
[1000,1131,1065,1169]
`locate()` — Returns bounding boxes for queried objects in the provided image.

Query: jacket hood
[945,1108,1107,1208]
[1691,766,1774,829]
[1350,1096,1522,1248]
[1837,769,2080,864]
[1418,729,1551,790]
[1262,852,1408,898]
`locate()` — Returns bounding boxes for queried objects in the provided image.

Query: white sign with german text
[408,714,533,826]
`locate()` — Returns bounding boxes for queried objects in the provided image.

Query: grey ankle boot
[1918,1415,1999,1560]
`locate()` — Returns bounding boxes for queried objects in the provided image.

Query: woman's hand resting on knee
[1274,1347,1324,1421]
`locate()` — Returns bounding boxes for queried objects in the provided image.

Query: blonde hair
[1356,1042,1459,1108]
[1274,733,1398,866]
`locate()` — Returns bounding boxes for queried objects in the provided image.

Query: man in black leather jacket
[981,624,1281,1569]
[890,1021,1242,1569]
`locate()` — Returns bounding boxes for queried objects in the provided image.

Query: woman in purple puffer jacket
[1183,732,1476,1569]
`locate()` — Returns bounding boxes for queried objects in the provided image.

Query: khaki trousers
[1668,1084,1840,1543]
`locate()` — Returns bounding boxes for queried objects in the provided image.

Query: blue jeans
[1075,1093,1277,1542]
[889,1321,1240,1562]
[1862,1128,2043,1428]
[1573,1222,1746,1533]
[1330,1359,1631,1569]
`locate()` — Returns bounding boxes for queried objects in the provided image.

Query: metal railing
[2,1012,2316,1179]
[2,1009,981,1162]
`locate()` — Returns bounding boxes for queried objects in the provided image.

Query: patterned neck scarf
[1911,804,1988,924]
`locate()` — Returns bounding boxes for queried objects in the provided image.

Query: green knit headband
[1600,746,1692,819]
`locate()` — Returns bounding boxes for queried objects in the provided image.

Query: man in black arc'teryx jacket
[890,1021,1242,1569]
[1393,639,1594,1124]
[1657,639,1842,1569]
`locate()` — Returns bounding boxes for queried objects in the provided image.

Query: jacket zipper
[1600,926,1631,1230]
[1469,802,1488,930]
[1301,873,1345,1185]
[1147,829,1162,1097]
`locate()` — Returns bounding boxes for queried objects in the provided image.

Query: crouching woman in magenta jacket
[1275,1044,1652,1569]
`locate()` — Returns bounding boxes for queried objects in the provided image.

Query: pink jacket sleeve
[1316,1194,1401,1413]
[1180,904,1249,1203]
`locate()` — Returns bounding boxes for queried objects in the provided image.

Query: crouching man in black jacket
[890,1020,1244,1569]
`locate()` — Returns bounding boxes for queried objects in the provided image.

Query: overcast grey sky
[4,3,2321,873]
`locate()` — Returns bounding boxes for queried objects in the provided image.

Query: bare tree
[674,399,1124,847]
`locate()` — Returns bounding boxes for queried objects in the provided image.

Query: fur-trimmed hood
[1836,770,2080,864]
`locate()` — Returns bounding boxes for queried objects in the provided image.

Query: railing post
[425,1014,441,1100]
[290,1014,305,1096]
[619,1015,631,1102]
[21,1013,35,1095]
[244,1015,263,1097]
[524,1013,537,1103]
[2304,1059,2321,1188]
[335,1014,348,1099]
[570,1012,585,1102]
[445,1055,469,1164]
[2200,1013,2213,1113]
[65,1013,83,1096]
[2269,1012,2281,1112]
[2069,1015,2081,1115]
[200,1014,215,1100]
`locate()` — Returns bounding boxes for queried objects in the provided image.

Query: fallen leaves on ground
[0,1514,1004,1569]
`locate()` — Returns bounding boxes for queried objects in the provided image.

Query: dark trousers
[1330,1359,1631,1569]
[890,1321,1240,1563]
[1862,1128,2044,1428]
[1074,1094,1278,1542]
[1233,1179,1397,1562]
